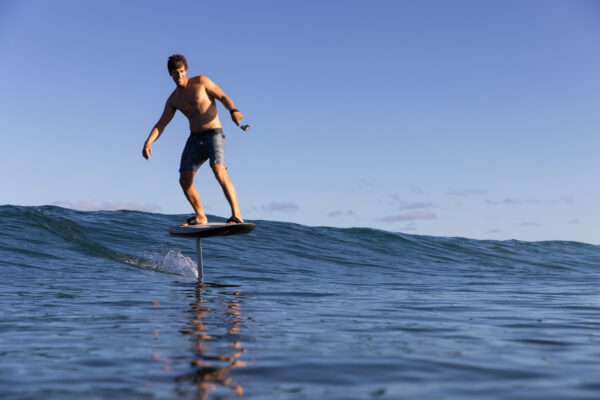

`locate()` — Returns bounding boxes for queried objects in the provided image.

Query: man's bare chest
[173,86,212,112]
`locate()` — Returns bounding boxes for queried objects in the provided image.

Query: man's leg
[211,164,243,224]
[179,171,208,225]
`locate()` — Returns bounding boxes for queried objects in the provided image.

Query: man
[142,54,244,226]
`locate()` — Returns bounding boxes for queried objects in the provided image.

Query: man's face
[171,66,187,86]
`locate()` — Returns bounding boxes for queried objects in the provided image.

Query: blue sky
[1,0,599,244]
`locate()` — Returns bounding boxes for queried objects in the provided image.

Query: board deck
[169,222,256,238]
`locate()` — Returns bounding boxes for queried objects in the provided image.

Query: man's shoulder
[166,89,177,102]
[196,75,216,85]
[189,75,209,84]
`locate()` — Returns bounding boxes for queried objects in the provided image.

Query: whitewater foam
[141,246,198,280]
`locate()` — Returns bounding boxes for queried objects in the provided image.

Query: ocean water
[1,205,599,400]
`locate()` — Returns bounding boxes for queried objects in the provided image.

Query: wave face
[1,205,599,399]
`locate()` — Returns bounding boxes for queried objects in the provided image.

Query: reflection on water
[176,283,247,399]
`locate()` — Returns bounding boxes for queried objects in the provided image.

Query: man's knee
[179,172,194,189]
[211,164,228,183]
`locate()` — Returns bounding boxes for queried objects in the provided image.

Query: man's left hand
[231,110,243,126]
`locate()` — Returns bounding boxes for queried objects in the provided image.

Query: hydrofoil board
[169,222,255,239]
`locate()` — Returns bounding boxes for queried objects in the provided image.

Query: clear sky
[1,0,599,244]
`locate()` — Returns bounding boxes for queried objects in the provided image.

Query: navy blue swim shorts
[179,128,226,172]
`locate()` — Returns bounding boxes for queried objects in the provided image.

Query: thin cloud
[410,186,426,195]
[260,201,300,213]
[568,219,579,225]
[356,178,377,188]
[561,196,575,207]
[401,223,417,232]
[376,211,437,223]
[53,200,161,213]
[446,189,487,196]
[485,198,539,205]
[518,222,541,227]
[327,210,356,218]
[398,201,435,210]
[486,229,502,234]
[388,194,435,209]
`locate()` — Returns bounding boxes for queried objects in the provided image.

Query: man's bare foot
[182,216,208,226]
[226,216,244,225]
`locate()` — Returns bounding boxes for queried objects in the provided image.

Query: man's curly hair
[167,54,188,75]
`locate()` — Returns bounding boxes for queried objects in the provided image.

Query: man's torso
[171,76,222,132]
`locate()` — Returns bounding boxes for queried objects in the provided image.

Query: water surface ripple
[1,205,599,399]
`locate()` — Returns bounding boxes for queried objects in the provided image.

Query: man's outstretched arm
[201,75,243,126]
[143,97,176,160]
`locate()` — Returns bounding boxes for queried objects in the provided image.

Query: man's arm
[201,75,243,126]
[142,96,176,160]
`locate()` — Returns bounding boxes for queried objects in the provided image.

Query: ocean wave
[1,205,598,278]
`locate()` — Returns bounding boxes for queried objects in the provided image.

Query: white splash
[142,247,198,280]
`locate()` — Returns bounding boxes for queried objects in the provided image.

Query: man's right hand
[142,142,152,160]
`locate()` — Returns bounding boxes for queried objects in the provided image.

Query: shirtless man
[142,54,244,225]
